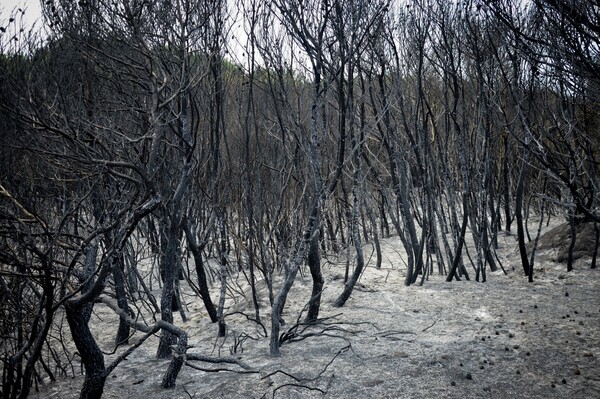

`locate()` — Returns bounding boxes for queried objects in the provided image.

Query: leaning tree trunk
[183,220,218,322]
[333,188,365,308]
[269,245,305,357]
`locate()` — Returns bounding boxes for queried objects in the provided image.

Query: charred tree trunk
[567,207,576,272]
[217,215,228,337]
[447,194,470,282]
[305,224,324,323]
[65,303,106,399]
[183,221,218,322]
[333,190,365,308]
[592,222,599,269]
[269,244,305,357]
[515,152,530,275]
[112,255,130,347]
[157,218,180,359]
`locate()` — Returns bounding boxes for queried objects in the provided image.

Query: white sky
[1,0,42,31]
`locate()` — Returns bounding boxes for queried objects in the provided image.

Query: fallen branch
[185,353,256,371]
[223,311,268,337]
[377,329,416,342]
[98,297,187,388]
[185,362,259,374]
[379,329,415,337]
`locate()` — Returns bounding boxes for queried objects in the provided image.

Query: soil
[534,221,599,262]
[30,222,600,399]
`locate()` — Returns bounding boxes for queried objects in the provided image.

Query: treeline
[0,0,598,397]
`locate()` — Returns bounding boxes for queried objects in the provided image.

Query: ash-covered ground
[32,221,600,399]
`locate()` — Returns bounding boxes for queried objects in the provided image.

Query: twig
[223,311,268,337]
[182,384,196,399]
[379,329,415,338]
[314,343,350,380]
[265,343,351,399]
[273,383,325,398]
[422,321,437,332]
[261,369,302,382]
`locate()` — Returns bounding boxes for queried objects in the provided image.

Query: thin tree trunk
[592,222,598,269]
[306,225,323,323]
[112,255,130,347]
[13,260,55,399]
[567,208,576,272]
[333,190,365,308]
[366,202,382,269]
[515,153,530,275]
[157,219,179,358]
[528,192,546,283]
[447,194,469,282]
[183,221,218,322]
[217,215,228,337]
[270,244,305,357]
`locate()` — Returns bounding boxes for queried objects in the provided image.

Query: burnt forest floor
[31,223,600,399]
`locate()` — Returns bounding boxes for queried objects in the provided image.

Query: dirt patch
[535,221,599,262]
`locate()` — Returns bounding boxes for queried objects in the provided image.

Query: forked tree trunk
[269,248,304,357]
[447,194,470,282]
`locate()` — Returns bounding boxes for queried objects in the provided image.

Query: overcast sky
[1,0,42,31]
